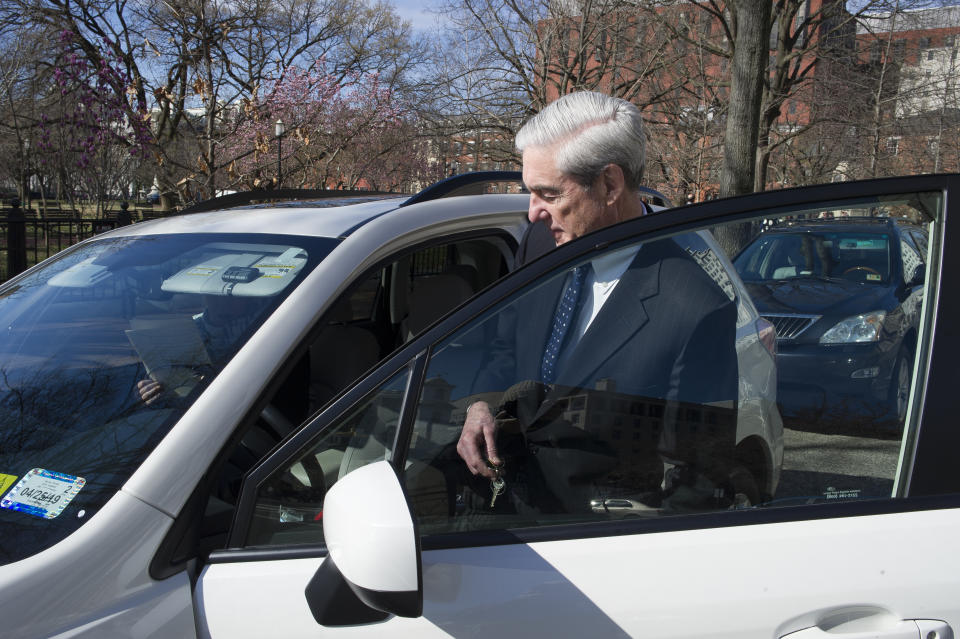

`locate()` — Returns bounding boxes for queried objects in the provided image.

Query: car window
[0,233,334,566]
[244,368,410,547]
[405,204,933,536]
[202,234,510,550]
[240,191,938,548]
[292,235,511,419]
[735,230,892,284]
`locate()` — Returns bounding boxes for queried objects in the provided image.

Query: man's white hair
[515,91,646,191]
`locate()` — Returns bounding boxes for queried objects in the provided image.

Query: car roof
[99,196,408,239]
[97,172,534,241]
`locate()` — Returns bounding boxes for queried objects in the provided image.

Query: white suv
[0,173,955,639]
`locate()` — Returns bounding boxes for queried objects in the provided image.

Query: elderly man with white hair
[455,91,739,516]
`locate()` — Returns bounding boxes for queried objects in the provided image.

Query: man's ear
[599,164,626,206]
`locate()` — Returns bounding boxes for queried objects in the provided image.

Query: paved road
[771,425,903,506]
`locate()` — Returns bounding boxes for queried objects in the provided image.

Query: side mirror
[304,461,422,626]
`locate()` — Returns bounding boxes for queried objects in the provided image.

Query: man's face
[522,144,617,246]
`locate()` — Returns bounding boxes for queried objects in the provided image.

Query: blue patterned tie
[541,264,589,384]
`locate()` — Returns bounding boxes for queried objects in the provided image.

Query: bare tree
[1,0,428,208]
[0,25,46,204]
[716,0,771,197]
[429,0,681,162]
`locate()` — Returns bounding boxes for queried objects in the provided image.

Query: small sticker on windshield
[0,474,18,496]
[0,469,86,519]
[824,486,860,500]
[184,265,220,278]
[867,274,881,281]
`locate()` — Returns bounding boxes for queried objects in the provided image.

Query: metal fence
[1,201,161,283]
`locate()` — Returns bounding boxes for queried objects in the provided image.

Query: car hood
[744,278,890,316]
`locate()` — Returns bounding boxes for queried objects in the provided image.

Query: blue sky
[390,0,443,31]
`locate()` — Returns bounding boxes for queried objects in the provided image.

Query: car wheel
[726,465,761,509]
[888,345,913,424]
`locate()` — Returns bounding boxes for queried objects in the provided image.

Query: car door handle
[781,612,952,639]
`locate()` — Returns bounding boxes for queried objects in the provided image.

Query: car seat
[308,299,382,412]
[402,271,477,342]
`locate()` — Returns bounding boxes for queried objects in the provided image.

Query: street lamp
[275,119,285,188]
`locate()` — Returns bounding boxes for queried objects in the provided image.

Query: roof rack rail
[637,186,671,208]
[401,171,525,207]
[178,188,398,215]
[402,171,673,208]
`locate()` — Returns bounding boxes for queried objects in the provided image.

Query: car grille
[761,313,821,340]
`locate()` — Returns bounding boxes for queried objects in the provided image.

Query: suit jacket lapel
[553,246,661,390]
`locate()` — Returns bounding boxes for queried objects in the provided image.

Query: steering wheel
[843,266,881,276]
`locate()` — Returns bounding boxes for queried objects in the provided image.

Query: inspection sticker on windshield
[0,469,85,519]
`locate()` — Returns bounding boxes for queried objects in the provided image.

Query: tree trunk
[714,0,771,258]
[720,0,770,198]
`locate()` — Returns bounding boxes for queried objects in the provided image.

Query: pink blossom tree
[36,31,153,215]
[222,59,440,192]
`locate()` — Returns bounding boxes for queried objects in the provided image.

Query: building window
[886,137,900,155]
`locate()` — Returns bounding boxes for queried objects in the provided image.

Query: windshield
[0,233,337,566]
[734,231,891,284]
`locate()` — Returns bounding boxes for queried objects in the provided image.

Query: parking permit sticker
[0,474,18,496]
[254,248,306,279]
[183,265,220,278]
[0,469,86,519]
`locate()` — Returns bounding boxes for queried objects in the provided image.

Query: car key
[487,459,505,508]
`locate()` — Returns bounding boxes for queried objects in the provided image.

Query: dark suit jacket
[479,236,737,404]
[473,235,739,510]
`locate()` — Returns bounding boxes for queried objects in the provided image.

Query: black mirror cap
[304,554,392,626]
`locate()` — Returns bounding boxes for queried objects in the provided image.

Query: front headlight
[819,311,887,344]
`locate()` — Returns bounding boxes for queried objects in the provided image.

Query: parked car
[732,216,927,425]
[0,173,956,639]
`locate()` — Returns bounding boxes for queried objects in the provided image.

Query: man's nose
[528,198,549,224]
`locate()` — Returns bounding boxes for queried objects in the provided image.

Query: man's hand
[137,379,164,406]
[457,401,501,479]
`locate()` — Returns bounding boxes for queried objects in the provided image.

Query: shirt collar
[589,244,640,284]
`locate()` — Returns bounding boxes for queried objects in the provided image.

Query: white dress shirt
[553,244,640,372]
